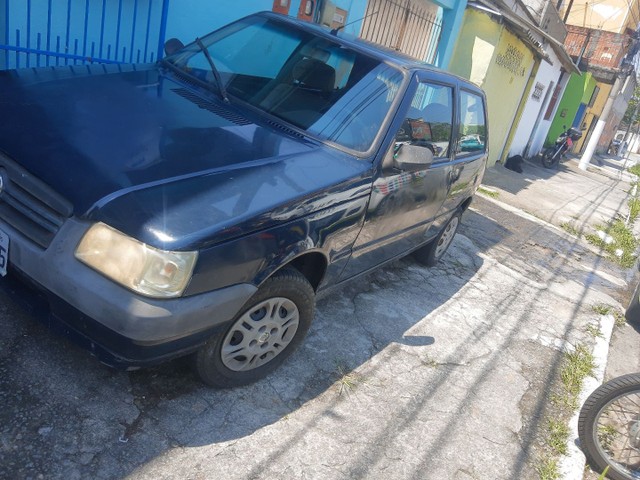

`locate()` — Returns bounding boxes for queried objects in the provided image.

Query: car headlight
[75,222,198,298]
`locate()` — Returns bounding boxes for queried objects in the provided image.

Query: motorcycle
[578,276,640,480]
[608,138,625,156]
[542,126,583,168]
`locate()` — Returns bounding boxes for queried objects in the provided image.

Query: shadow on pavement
[0,234,482,479]
[0,195,630,479]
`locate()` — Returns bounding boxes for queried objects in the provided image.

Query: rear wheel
[194,268,315,388]
[414,211,461,267]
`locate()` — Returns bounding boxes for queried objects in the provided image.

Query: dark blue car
[0,12,488,387]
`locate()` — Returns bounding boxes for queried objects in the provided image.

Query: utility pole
[622,99,640,155]
[562,0,575,22]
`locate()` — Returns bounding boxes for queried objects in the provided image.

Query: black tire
[542,147,559,168]
[194,268,315,388]
[578,373,640,480]
[413,211,461,267]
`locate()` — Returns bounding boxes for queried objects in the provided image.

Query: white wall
[508,47,562,158]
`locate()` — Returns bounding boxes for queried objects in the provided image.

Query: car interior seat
[259,57,336,128]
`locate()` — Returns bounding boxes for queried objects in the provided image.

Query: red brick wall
[564,25,632,69]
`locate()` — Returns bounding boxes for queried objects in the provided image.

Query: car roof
[255,11,484,96]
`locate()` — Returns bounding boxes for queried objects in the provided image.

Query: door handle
[449,166,463,183]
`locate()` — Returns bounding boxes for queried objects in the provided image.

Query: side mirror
[164,38,185,56]
[393,143,434,171]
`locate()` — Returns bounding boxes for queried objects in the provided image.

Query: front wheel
[578,373,640,480]
[542,147,560,168]
[413,211,461,267]
[194,268,315,388]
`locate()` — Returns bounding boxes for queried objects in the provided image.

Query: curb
[474,189,619,479]
[559,313,615,479]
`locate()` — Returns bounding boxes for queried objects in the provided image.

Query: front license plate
[0,228,8,276]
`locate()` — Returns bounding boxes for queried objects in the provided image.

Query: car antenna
[330,10,378,36]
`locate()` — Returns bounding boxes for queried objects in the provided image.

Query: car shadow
[125,233,484,443]
[1,228,483,478]
[482,157,574,196]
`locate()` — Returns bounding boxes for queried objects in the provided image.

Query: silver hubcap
[221,297,300,372]
[434,216,459,258]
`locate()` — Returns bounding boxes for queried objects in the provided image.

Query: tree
[623,85,640,127]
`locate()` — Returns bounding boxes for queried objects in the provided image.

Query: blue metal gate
[0,0,170,70]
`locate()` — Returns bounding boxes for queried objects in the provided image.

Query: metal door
[359,0,442,63]
[0,0,170,70]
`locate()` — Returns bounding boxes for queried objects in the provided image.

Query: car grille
[0,154,73,248]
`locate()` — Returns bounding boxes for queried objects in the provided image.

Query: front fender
[183,194,368,296]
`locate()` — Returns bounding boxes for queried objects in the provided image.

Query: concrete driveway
[0,164,633,479]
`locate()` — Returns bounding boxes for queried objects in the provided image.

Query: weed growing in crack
[334,362,364,397]
[559,344,597,410]
[585,221,638,268]
[560,222,581,237]
[547,419,569,455]
[421,356,439,368]
[629,198,640,223]
[612,309,626,327]
[539,344,596,477]
[592,303,612,315]
[536,456,560,480]
[628,164,640,177]
[477,187,499,198]
[585,323,603,338]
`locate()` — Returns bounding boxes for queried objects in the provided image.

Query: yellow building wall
[574,82,612,152]
[449,9,535,166]
[562,0,640,33]
[448,9,501,86]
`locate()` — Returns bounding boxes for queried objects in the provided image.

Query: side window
[396,82,454,159]
[457,91,487,155]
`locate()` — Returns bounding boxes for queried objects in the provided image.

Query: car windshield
[164,16,404,152]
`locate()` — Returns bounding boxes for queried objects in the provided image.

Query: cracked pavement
[0,163,633,479]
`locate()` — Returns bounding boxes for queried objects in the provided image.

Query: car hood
[0,64,371,249]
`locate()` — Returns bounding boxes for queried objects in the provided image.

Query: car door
[340,74,456,278]
[433,87,488,229]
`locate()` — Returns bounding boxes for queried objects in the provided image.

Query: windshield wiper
[195,37,229,103]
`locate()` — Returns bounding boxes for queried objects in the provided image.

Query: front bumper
[0,217,257,367]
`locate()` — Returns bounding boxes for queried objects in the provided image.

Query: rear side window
[396,82,454,158]
[457,91,486,155]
